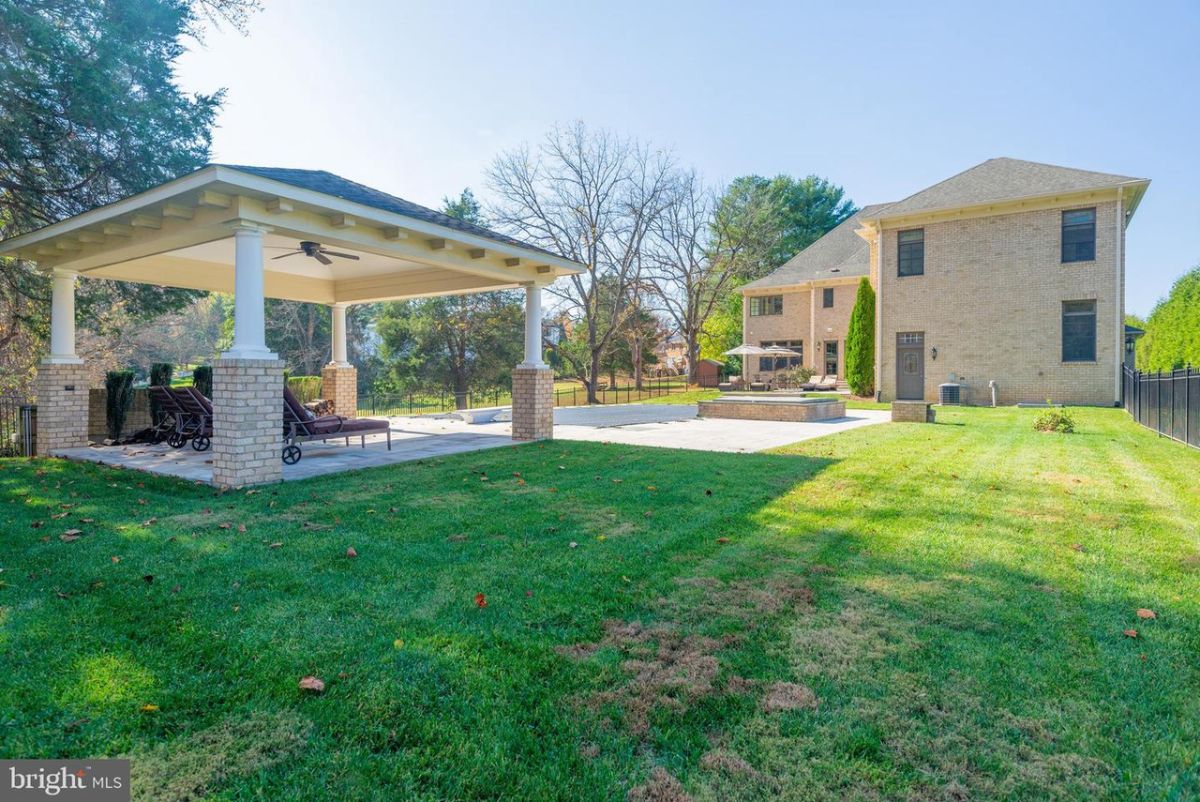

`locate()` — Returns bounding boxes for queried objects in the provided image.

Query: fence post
[1186,366,1191,447]
[20,404,35,457]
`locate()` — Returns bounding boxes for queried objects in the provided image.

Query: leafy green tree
[700,174,856,357]
[1137,265,1200,371]
[0,0,260,389]
[373,189,524,405]
[845,278,876,396]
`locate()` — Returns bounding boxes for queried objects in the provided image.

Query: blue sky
[176,0,1200,315]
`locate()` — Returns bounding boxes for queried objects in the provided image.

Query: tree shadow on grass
[0,445,838,800]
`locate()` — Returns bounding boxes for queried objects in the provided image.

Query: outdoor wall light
[931,346,938,360]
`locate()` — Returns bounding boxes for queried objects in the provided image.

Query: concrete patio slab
[50,403,888,484]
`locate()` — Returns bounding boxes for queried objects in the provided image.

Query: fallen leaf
[569,541,578,549]
[269,542,283,549]
[1070,543,1086,552]
[611,478,623,484]
[140,704,159,712]
[142,518,156,527]
[137,499,147,505]
[716,537,730,544]
[596,535,606,542]
[111,556,120,563]
[646,485,657,491]
[61,529,82,541]
[237,524,246,533]
[474,592,487,608]
[525,590,534,597]
[1123,629,1138,638]
[346,547,358,558]
[393,639,405,649]
[1136,608,1157,620]
[219,523,231,530]
[298,676,325,693]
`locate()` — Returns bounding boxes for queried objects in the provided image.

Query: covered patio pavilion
[0,165,581,487]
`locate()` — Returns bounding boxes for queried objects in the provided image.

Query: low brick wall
[698,397,846,422]
[88,388,152,441]
[892,400,935,423]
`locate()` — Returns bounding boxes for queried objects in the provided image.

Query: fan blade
[271,251,303,260]
[322,250,361,261]
[314,252,333,266]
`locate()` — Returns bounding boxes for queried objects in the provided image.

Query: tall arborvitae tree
[845,277,876,397]
[0,0,260,390]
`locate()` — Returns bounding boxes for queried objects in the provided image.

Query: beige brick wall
[320,365,358,418]
[878,199,1123,406]
[743,289,810,352]
[88,388,152,441]
[34,362,89,455]
[512,366,553,441]
[211,358,283,487]
[743,281,859,377]
[812,283,857,379]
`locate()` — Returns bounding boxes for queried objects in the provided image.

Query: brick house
[741,158,1149,405]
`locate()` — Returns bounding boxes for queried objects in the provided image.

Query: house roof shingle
[740,203,892,292]
[215,164,563,259]
[859,157,1148,221]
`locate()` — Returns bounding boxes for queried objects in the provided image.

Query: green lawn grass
[1,407,1198,800]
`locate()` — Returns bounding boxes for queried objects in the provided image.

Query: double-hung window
[898,229,925,276]
[1062,300,1097,362]
[1062,208,1096,263]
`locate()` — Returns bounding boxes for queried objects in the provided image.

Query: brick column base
[321,364,357,418]
[212,358,284,487]
[34,361,89,455]
[892,400,935,423]
[512,366,553,441]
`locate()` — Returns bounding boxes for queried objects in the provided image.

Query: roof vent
[938,382,962,405]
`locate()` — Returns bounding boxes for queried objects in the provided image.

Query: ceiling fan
[270,241,360,266]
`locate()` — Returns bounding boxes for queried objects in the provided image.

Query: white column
[222,225,277,360]
[46,268,82,364]
[328,303,350,367]
[520,284,546,368]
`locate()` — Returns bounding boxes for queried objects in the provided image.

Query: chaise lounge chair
[800,375,828,391]
[812,374,839,391]
[171,386,214,451]
[282,385,391,465]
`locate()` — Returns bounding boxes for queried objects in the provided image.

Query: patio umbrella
[723,344,770,385]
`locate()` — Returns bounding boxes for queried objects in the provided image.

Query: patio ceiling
[0,164,581,303]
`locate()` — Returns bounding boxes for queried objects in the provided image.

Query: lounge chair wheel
[167,433,187,449]
[281,444,302,465]
[191,435,211,452]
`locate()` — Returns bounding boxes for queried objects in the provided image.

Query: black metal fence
[359,377,691,417]
[0,396,36,457]
[1123,365,1199,450]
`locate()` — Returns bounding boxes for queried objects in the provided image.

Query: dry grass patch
[626,766,692,802]
[129,710,310,802]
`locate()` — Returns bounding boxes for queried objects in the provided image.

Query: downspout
[1114,188,1124,406]
[878,225,884,401]
[809,285,817,371]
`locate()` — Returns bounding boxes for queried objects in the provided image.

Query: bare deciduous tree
[487,122,674,403]
[647,170,776,383]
